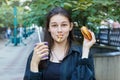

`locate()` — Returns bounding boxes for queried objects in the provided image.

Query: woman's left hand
[82,30,96,58]
[83,30,96,49]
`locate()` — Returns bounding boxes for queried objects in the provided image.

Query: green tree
[1,0,120,33]
[0,0,28,28]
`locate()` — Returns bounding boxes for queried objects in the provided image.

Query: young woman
[24,7,96,80]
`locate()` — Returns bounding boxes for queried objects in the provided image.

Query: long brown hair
[39,7,74,70]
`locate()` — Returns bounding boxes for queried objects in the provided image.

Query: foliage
[0,2,13,27]
[0,0,25,28]
[23,0,65,27]
[0,0,120,34]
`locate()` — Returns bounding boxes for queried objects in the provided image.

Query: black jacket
[24,43,95,80]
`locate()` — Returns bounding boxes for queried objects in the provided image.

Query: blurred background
[0,0,120,80]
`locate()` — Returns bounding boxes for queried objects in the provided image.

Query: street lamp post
[13,6,18,46]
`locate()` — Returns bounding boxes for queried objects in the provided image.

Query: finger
[34,42,45,50]
[34,42,48,49]
[38,52,49,59]
[39,44,48,50]
[41,55,49,60]
[90,32,96,42]
[40,52,49,56]
[33,47,48,57]
[34,43,48,53]
[88,32,96,44]
[37,48,49,54]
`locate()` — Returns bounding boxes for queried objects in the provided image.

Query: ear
[70,22,73,31]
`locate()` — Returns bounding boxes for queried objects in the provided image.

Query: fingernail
[44,42,48,45]
[42,55,48,58]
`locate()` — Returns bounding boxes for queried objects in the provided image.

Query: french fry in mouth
[58,36,62,42]
[58,33,62,42]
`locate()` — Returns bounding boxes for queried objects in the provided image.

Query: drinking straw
[37,27,41,42]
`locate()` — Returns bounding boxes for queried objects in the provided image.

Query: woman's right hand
[30,42,49,72]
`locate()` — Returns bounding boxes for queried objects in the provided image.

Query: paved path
[0,32,40,80]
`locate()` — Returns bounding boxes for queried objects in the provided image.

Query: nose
[57,26,62,32]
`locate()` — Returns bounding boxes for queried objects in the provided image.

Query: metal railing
[73,27,120,47]
[98,28,120,47]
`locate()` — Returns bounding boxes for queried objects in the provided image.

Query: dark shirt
[44,61,60,80]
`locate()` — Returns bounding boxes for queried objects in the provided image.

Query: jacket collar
[67,42,82,56]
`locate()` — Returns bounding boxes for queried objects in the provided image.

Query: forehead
[50,14,69,23]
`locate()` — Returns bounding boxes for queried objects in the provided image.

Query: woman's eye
[51,24,57,27]
[62,24,67,27]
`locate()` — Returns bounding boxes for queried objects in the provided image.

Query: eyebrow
[50,21,69,24]
[62,21,69,23]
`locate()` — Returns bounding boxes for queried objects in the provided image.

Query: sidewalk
[0,32,39,80]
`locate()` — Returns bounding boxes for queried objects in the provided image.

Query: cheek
[63,29,70,37]
[49,28,56,37]
[48,27,55,33]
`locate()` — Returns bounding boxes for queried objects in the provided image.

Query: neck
[50,39,69,63]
